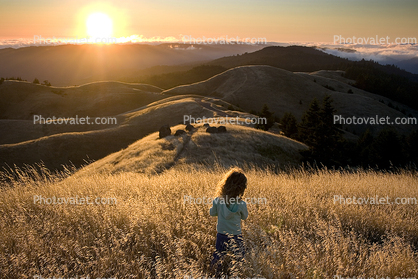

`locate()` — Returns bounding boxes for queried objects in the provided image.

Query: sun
[86,12,113,38]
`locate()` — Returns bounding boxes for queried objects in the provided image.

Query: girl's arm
[240,202,249,220]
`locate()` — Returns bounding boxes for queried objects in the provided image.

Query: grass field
[0,165,417,279]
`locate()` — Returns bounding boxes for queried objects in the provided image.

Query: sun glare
[86,12,113,38]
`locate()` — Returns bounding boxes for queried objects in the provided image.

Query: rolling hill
[0,80,164,120]
[0,80,167,145]
[0,95,268,170]
[163,65,418,136]
[208,45,418,82]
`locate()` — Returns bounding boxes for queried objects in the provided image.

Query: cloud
[116,35,178,44]
[318,43,418,65]
[0,35,181,49]
[0,38,34,49]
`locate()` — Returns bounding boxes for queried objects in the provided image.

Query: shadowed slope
[0,80,164,120]
[0,97,216,170]
[0,81,166,144]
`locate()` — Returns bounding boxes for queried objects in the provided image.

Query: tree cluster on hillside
[211,46,346,72]
[251,104,276,131]
[296,96,344,165]
[280,112,298,139]
[0,76,52,86]
[349,129,418,168]
[0,76,26,82]
[280,96,418,168]
[343,60,418,110]
[32,77,51,86]
[42,80,51,86]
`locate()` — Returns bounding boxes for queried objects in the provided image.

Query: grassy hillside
[0,80,167,145]
[1,94,306,171]
[1,166,417,278]
[163,65,418,136]
[75,123,307,176]
[0,80,164,120]
[207,46,418,109]
[0,96,217,170]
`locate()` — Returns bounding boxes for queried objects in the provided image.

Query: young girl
[210,167,248,271]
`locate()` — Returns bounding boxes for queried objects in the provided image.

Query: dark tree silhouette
[299,96,344,165]
[255,104,275,131]
[280,112,298,139]
[42,80,51,86]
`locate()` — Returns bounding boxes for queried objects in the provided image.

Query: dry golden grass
[0,165,417,278]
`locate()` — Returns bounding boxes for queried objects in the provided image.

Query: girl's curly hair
[215,167,247,203]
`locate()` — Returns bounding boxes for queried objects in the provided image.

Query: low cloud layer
[317,44,418,73]
[1,38,417,73]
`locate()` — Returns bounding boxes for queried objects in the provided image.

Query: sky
[0,0,417,44]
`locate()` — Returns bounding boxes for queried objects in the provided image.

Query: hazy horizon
[1,0,417,44]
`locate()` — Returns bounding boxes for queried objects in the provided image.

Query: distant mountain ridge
[209,46,418,82]
[147,46,418,109]
[0,43,264,86]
